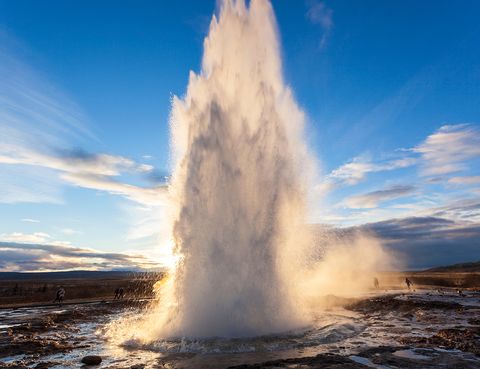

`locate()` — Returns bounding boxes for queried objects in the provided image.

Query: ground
[0,273,479,368]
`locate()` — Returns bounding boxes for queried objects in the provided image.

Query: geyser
[106,0,396,345]
[113,0,316,341]
[166,0,313,338]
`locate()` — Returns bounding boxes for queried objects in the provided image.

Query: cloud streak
[343,184,416,209]
[21,218,40,223]
[0,32,94,204]
[328,156,416,186]
[306,1,333,48]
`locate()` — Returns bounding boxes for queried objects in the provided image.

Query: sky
[0,0,479,271]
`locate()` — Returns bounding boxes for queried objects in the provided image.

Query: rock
[131,365,145,369]
[81,355,102,365]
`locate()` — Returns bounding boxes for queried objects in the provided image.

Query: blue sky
[1,0,479,271]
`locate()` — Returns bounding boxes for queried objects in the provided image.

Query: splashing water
[106,0,396,346]
[107,0,314,342]
[167,0,314,338]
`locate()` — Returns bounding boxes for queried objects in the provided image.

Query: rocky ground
[0,291,479,368]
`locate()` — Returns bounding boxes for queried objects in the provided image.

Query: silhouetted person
[53,286,65,304]
[373,277,380,289]
[114,287,124,299]
[405,278,413,291]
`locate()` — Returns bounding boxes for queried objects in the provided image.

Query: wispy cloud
[21,218,40,223]
[413,124,480,176]
[0,32,171,261]
[0,32,93,203]
[0,146,165,206]
[0,32,165,207]
[0,33,94,145]
[61,172,167,206]
[328,155,416,186]
[343,184,416,209]
[0,146,152,178]
[448,176,480,185]
[325,123,480,190]
[306,1,333,48]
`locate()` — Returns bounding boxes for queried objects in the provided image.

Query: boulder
[81,355,102,365]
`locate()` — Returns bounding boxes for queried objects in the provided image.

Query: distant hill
[425,261,480,273]
[0,270,151,280]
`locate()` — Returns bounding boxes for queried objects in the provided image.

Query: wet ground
[0,290,479,368]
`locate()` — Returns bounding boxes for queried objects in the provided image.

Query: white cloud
[0,232,52,244]
[413,124,480,176]
[328,155,416,186]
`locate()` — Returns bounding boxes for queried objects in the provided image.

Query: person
[53,286,65,304]
[114,287,124,299]
[405,277,413,291]
[373,277,380,289]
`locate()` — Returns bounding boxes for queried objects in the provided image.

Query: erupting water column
[125,0,314,340]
